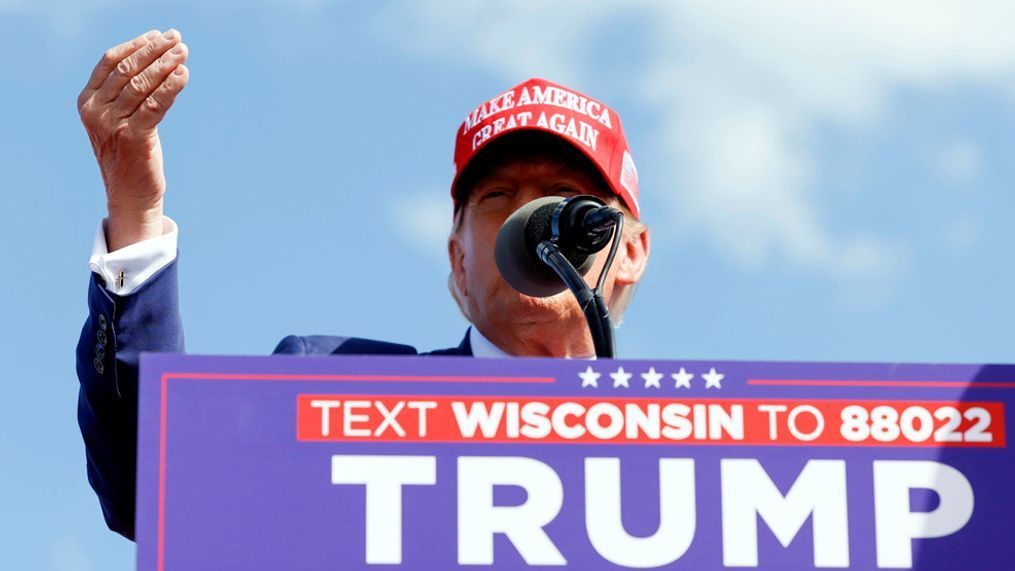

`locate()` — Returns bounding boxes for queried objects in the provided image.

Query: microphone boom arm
[535,201,624,359]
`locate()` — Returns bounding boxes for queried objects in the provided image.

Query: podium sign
[137,354,1013,570]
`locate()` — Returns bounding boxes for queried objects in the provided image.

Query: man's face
[448,157,648,335]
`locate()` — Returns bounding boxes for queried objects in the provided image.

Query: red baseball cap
[451,77,640,219]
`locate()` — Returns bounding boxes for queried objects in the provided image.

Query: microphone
[495,195,622,297]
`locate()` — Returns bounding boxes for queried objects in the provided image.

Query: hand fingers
[129,64,189,132]
[112,41,188,118]
[96,29,182,103]
[78,29,158,107]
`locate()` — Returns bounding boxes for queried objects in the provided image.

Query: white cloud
[374,1,1015,291]
[937,138,983,185]
[944,214,982,253]
[388,191,453,257]
[373,2,616,86]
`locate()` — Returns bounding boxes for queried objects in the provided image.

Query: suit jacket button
[95,343,105,360]
[93,357,104,374]
[97,329,107,345]
[98,314,108,331]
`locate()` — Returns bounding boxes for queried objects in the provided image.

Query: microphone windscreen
[495,196,595,298]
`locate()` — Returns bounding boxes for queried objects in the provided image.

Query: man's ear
[615,223,650,286]
[448,232,468,298]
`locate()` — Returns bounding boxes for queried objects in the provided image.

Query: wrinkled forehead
[472,157,608,193]
[455,141,614,207]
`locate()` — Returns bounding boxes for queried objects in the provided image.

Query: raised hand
[78,29,189,251]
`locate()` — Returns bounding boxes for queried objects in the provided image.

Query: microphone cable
[535,198,626,358]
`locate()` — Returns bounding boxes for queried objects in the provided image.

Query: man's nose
[511,185,553,211]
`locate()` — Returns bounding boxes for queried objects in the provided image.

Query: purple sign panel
[137,354,1013,570]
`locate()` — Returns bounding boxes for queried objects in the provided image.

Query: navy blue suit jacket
[76,257,471,540]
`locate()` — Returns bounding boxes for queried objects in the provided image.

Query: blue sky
[1,0,1014,568]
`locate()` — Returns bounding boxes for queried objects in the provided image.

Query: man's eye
[480,190,508,201]
[553,186,580,197]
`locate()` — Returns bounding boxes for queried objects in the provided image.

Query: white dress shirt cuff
[88,216,178,296]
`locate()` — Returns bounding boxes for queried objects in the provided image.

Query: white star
[610,366,632,388]
[641,367,663,389]
[578,366,600,388]
[702,367,725,389]
[671,367,694,389]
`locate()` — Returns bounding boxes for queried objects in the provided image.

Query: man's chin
[496,290,581,323]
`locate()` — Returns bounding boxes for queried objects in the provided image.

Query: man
[76,30,650,539]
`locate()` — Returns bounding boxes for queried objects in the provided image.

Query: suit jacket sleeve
[76,256,185,540]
